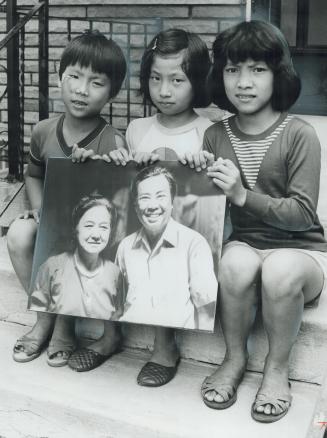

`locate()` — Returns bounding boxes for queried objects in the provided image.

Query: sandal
[13,332,49,363]
[68,346,122,372]
[47,338,76,367]
[251,383,292,423]
[201,371,245,410]
[137,359,180,387]
[47,315,76,367]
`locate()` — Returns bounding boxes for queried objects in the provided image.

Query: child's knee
[219,247,261,289]
[262,256,302,300]
[7,218,37,255]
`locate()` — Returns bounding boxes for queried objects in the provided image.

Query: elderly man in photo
[116,166,218,331]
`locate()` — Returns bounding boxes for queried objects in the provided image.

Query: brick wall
[0,1,245,149]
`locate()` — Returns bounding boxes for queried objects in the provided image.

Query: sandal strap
[201,380,236,398]
[254,391,292,412]
[201,371,244,398]
[14,334,47,355]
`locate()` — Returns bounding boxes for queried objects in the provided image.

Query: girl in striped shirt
[187,20,327,423]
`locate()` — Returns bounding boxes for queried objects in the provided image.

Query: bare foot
[202,356,247,404]
[253,363,291,416]
[22,312,55,343]
[47,315,76,363]
[13,313,55,360]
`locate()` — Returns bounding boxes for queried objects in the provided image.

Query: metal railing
[1,1,162,181]
[0,0,48,181]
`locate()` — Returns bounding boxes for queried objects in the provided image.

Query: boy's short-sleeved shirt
[29,114,126,169]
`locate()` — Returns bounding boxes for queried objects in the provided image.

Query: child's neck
[63,113,101,147]
[236,108,282,136]
[157,108,197,129]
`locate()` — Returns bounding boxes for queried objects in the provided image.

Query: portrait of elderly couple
[28,158,226,332]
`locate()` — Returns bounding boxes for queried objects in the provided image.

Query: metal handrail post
[6,0,20,180]
[39,0,48,121]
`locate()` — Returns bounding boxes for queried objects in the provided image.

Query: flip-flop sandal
[201,371,245,410]
[13,333,48,363]
[47,350,74,367]
[137,359,180,387]
[251,383,292,423]
[68,347,122,372]
[47,336,76,367]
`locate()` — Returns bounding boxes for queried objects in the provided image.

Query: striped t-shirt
[223,115,293,189]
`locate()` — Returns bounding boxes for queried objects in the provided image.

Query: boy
[7,30,127,367]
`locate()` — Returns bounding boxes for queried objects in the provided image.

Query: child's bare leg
[151,326,179,366]
[203,245,261,405]
[47,314,76,366]
[86,320,122,355]
[7,218,37,291]
[256,249,324,417]
[7,219,55,351]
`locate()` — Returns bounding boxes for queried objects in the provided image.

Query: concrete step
[78,297,327,385]
[0,177,27,230]
[0,320,323,438]
[1,235,327,385]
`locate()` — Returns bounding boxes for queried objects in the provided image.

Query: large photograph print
[28,158,225,332]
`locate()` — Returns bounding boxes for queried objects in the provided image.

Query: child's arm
[20,160,44,223]
[206,122,321,231]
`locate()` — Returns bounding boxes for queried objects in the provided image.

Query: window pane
[308,0,327,46]
[291,54,327,115]
[280,0,297,46]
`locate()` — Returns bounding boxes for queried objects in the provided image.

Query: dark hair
[59,30,126,99]
[72,193,117,248]
[140,28,211,108]
[210,20,301,112]
[131,166,177,203]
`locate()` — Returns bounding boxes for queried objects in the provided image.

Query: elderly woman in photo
[116,165,218,385]
[29,194,123,320]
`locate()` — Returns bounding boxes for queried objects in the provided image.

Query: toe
[264,404,272,415]
[204,390,216,402]
[213,392,225,403]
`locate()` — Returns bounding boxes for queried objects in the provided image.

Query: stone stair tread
[0,320,321,438]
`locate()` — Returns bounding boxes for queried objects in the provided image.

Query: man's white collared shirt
[116,218,217,329]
